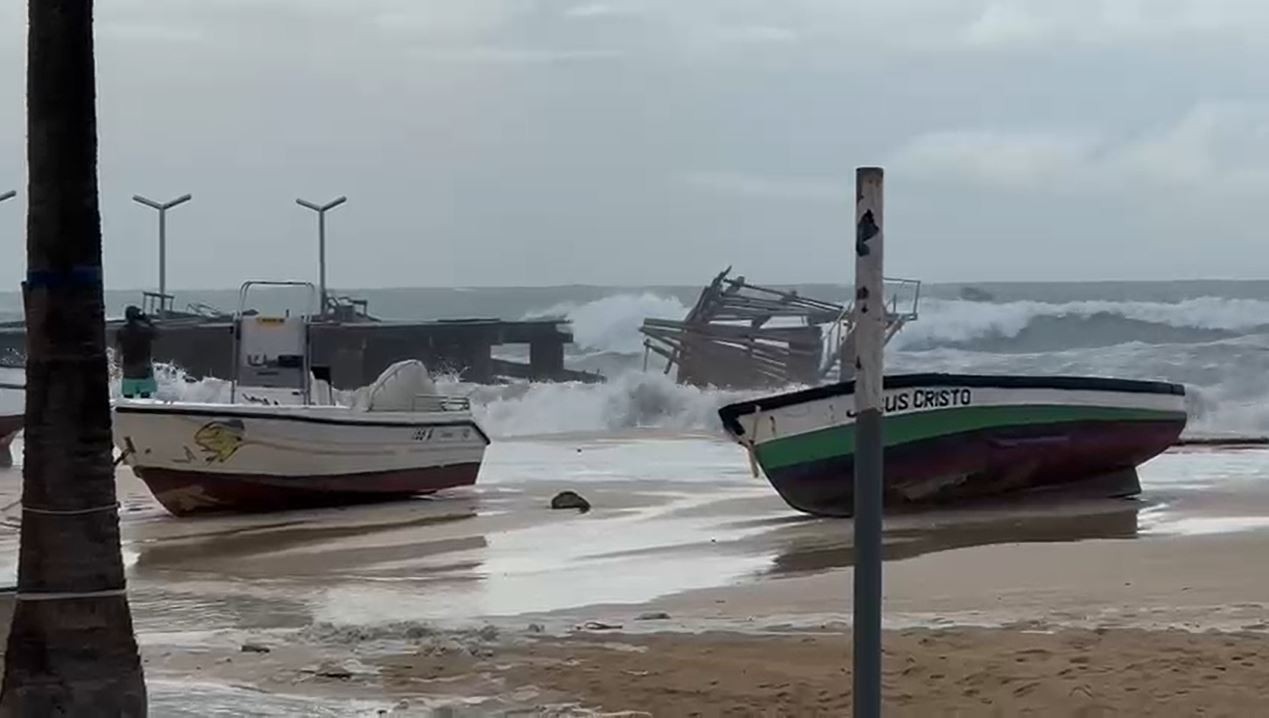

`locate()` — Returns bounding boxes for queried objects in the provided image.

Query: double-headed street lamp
[295,196,347,315]
[132,193,192,317]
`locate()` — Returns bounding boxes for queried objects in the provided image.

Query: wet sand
[1,436,1268,714]
[380,627,1269,716]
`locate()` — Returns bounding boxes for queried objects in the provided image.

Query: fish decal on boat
[194,419,246,463]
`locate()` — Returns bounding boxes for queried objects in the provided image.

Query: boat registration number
[412,427,474,442]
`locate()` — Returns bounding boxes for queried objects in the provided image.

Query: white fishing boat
[113,282,489,516]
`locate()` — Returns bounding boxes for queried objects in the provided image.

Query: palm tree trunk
[0,1,146,714]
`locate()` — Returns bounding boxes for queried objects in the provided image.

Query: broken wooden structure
[639,268,919,389]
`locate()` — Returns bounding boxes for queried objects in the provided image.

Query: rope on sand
[22,503,120,516]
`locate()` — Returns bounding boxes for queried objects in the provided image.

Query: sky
[2,0,1269,289]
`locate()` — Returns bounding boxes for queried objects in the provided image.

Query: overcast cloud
[2,0,1269,289]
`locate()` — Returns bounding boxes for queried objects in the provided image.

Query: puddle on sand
[758,498,1146,578]
[148,680,515,717]
[149,681,397,717]
[100,437,788,629]
[1144,448,1269,491]
[309,487,777,623]
[1139,513,1269,536]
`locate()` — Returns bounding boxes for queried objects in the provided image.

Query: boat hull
[113,402,489,517]
[132,463,481,516]
[719,374,1187,517]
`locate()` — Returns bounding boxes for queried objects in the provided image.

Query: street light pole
[132,193,192,317]
[295,196,347,315]
[0,192,14,264]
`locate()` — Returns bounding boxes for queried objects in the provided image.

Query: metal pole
[318,210,327,314]
[158,207,166,315]
[852,166,885,718]
[132,194,191,318]
[295,196,346,318]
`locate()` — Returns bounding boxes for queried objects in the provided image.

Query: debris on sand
[301,621,438,643]
[575,621,623,631]
[299,621,502,660]
[240,642,272,654]
[313,662,355,680]
[635,611,671,621]
[551,491,591,513]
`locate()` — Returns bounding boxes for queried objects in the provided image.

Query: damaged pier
[0,295,600,388]
[640,268,919,390]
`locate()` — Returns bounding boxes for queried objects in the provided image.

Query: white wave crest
[525,293,691,354]
[131,364,749,439]
[895,296,1269,348]
[528,292,1269,355]
[456,371,753,438]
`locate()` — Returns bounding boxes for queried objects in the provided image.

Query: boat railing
[820,277,922,380]
[412,394,472,413]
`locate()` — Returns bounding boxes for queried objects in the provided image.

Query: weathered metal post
[132,193,192,317]
[853,166,885,718]
[296,196,347,317]
[318,210,327,313]
[158,206,166,311]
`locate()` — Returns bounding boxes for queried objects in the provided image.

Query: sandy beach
[1,435,1269,715]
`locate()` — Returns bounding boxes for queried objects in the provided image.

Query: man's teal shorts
[121,376,158,398]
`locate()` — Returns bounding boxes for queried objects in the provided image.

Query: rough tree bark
[0,0,147,714]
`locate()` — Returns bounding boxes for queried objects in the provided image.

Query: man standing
[116,306,158,398]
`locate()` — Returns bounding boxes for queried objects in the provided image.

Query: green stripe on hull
[756,405,1185,471]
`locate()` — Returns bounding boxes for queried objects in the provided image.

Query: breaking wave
[524,293,691,354]
[897,297,1269,352]
[9,291,1269,439]
[130,346,1269,440]
[457,371,752,438]
[128,363,753,439]
[525,292,1269,355]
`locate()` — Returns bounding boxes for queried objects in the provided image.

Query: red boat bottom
[133,463,482,516]
[763,420,1180,517]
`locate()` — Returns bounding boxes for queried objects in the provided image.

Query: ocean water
[4,280,1269,437]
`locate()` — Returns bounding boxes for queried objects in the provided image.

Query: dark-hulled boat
[719,373,1187,517]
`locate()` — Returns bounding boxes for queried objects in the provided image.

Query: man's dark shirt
[116,320,157,379]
